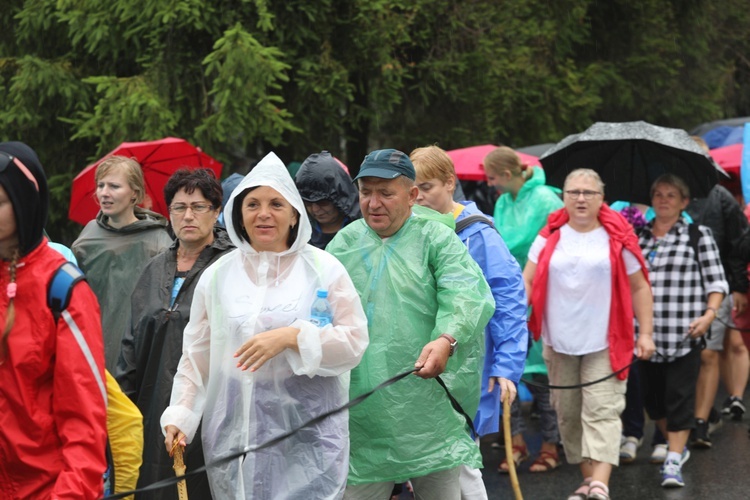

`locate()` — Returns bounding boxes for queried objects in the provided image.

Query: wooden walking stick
[171,440,189,500]
[503,396,523,500]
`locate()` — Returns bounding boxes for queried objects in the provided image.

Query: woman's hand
[234,327,300,372]
[688,311,715,338]
[489,376,517,405]
[732,291,748,315]
[635,334,656,360]
[164,425,186,456]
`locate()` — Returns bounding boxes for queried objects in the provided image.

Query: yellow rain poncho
[327,204,495,485]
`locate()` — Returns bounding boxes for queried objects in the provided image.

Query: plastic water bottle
[310,289,333,326]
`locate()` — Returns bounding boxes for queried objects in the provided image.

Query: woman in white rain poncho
[160,152,369,499]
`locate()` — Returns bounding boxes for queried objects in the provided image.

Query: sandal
[587,480,610,500]
[529,450,560,472]
[566,477,592,500]
[498,444,529,473]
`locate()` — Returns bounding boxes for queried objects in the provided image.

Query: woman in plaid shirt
[637,173,728,489]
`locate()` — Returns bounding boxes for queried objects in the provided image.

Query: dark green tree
[1,0,749,244]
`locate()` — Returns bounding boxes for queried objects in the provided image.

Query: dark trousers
[640,347,702,432]
[622,358,645,439]
[622,357,667,445]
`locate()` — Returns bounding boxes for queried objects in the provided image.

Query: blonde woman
[484,146,563,262]
[72,156,172,371]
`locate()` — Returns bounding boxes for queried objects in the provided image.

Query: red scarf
[528,204,649,380]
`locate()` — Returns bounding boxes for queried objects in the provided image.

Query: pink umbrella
[709,143,742,175]
[446,145,540,181]
[333,157,350,174]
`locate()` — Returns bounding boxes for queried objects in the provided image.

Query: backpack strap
[687,223,703,282]
[47,261,113,490]
[47,262,86,322]
[455,214,495,234]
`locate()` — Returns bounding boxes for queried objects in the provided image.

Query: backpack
[47,263,117,495]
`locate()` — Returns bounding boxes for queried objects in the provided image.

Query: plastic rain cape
[327,204,495,484]
[493,166,563,268]
[161,152,369,499]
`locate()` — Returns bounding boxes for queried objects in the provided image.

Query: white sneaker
[650,443,668,464]
[619,436,642,463]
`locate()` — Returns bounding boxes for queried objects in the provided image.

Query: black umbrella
[539,121,723,205]
[516,142,556,157]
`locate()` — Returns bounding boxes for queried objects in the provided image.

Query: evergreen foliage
[1,0,748,242]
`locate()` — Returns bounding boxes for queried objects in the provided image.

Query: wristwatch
[438,333,458,357]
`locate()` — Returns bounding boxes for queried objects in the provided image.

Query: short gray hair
[650,174,690,200]
[563,168,605,193]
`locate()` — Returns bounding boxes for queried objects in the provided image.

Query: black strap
[103,369,476,499]
[455,214,495,233]
[687,224,709,342]
[435,375,477,436]
[103,369,418,499]
[687,223,703,281]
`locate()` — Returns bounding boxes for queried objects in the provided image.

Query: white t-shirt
[528,224,641,355]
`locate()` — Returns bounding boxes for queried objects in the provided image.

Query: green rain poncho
[327,205,495,484]
[493,166,563,268]
[493,167,562,376]
[72,208,172,371]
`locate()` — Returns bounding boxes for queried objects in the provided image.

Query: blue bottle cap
[316,289,328,298]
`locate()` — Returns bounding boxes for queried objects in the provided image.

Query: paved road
[392,387,750,499]
[479,388,750,499]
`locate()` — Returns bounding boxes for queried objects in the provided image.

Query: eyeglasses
[0,152,39,191]
[564,189,602,200]
[169,203,215,214]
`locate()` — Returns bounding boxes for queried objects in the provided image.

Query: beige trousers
[543,344,627,466]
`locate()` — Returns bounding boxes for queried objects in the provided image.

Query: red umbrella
[69,137,223,225]
[445,145,540,181]
[334,157,350,174]
[709,143,742,175]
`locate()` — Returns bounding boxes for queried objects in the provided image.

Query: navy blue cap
[353,149,416,181]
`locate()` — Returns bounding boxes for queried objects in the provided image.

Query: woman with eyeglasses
[72,156,172,372]
[0,142,107,499]
[636,174,727,490]
[523,169,655,500]
[116,168,231,499]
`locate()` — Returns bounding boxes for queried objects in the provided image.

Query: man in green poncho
[327,149,495,499]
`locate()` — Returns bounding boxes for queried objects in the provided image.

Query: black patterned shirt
[638,219,728,362]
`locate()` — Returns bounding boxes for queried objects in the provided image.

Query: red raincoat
[0,241,107,500]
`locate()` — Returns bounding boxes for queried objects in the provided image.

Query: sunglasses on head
[0,152,39,192]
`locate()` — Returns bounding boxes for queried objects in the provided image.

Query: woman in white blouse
[523,169,654,500]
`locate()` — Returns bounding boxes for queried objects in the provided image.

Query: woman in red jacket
[524,169,654,500]
[0,142,108,500]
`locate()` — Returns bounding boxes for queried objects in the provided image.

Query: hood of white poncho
[224,152,312,255]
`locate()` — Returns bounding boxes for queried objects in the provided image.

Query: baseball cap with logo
[353,149,416,181]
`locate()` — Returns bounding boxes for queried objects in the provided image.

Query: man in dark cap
[328,149,495,499]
